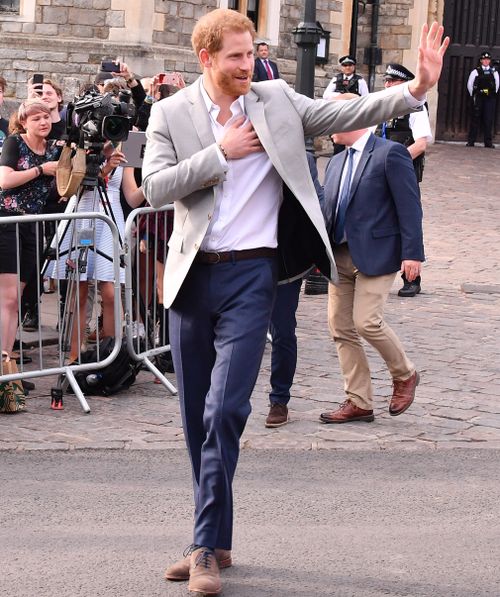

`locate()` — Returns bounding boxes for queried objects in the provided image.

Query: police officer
[323,55,369,100]
[376,63,432,297]
[466,51,499,148]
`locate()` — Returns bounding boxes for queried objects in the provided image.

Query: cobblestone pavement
[1,143,499,451]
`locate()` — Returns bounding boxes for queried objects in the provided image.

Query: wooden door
[436,0,500,141]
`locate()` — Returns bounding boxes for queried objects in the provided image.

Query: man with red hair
[143,8,448,594]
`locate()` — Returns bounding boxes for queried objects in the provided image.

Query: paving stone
[1,144,500,452]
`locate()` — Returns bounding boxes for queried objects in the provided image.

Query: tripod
[45,149,125,409]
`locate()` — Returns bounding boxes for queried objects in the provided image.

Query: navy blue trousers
[468,95,496,145]
[169,256,278,550]
[269,278,302,405]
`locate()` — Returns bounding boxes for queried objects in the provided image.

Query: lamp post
[292,0,322,99]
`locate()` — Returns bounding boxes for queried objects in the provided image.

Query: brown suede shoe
[389,371,420,416]
[320,400,374,424]
[265,403,289,428]
[188,547,222,595]
[164,545,232,581]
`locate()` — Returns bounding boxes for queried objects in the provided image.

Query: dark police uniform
[376,109,428,183]
[467,52,499,148]
[375,63,432,297]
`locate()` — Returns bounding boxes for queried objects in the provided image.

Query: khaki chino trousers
[328,244,415,411]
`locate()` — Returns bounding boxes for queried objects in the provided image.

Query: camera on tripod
[65,88,136,150]
[58,88,136,191]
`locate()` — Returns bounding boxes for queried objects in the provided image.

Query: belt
[194,247,278,264]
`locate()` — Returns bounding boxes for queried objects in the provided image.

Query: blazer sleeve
[278,80,422,139]
[385,144,425,262]
[141,100,227,208]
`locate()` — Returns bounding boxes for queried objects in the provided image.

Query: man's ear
[199,49,212,69]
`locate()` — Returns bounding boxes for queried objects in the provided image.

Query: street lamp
[292,0,322,99]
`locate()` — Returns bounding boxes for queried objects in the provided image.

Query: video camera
[65,89,136,150]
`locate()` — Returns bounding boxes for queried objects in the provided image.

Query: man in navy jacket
[320,128,424,424]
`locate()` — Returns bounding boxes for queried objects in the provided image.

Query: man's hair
[43,78,64,110]
[0,75,6,92]
[256,42,269,50]
[158,83,180,100]
[102,78,127,96]
[191,8,255,58]
[17,98,51,123]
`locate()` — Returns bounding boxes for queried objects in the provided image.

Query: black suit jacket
[253,58,280,82]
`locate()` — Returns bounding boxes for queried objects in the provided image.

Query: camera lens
[102,115,130,142]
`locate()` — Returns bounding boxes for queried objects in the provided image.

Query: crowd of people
[0,65,183,408]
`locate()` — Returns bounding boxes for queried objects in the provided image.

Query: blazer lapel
[245,89,287,175]
[187,77,216,149]
[348,133,376,202]
[323,152,347,234]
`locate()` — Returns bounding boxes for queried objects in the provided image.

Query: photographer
[0,99,59,359]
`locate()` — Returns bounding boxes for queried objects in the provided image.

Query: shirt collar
[200,77,246,122]
[347,130,371,153]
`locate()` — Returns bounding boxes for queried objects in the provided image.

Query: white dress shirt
[467,66,500,96]
[199,80,283,252]
[335,130,372,244]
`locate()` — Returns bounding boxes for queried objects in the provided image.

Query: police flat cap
[339,55,356,65]
[480,51,492,59]
[383,63,415,81]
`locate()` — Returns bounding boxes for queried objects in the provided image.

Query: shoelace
[182,543,196,558]
[194,549,214,569]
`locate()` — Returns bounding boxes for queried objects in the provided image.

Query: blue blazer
[323,133,425,276]
[253,58,280,82]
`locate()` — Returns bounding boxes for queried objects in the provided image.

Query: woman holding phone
[0,99,59,359]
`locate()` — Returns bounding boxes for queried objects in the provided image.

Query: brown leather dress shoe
[320,400,374,424]
[265,403,289,427]
[164,545,231,581]
[188,547,222,595]
[389,371,420,416]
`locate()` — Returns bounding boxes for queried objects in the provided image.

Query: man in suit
[252,41,280,81]
[142,8,448,594]
[320,128,424,426]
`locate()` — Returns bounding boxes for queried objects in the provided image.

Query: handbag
[0,351,26,414]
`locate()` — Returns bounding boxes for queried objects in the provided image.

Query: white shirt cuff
[403,82,426,108]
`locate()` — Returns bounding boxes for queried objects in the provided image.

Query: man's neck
[202,77,239,124]
[50,108,61,123]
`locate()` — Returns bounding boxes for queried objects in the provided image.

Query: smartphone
[157,73,166,84]
[101,60,120,73]
[32,73,44,95]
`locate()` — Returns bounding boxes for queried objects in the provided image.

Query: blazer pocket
[372,226,400,239]
[167,230,184,253]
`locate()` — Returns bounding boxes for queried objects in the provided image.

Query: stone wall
[0,0,429,114]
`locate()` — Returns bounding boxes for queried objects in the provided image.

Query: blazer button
[208,213,212,220]
[194,243,199,250]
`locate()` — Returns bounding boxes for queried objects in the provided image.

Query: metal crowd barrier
[123,204,177,395]
[0,210,122,413]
